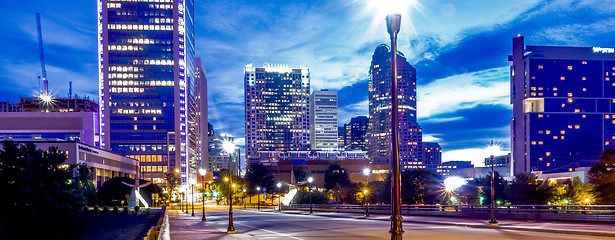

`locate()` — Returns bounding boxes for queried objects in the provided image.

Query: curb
[279,210,615,237]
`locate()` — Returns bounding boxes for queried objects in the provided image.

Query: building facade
[423,142,442,172]
[244,63,310,165]
[510,36,615,174]
[367,44,423,167]
[98,0,203,184]
[344,116,369,151]
[310,90,338,151]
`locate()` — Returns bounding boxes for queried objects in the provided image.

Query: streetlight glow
[443,176,466,192]
[363,168,370,176]
[222,140,236,154]
[307,177,313,183]
[199,168,206,176]
[277,182,282,188]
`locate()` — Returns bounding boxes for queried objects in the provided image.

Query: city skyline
[2,0,614,166]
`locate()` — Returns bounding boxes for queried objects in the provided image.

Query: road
[179,206,615,240]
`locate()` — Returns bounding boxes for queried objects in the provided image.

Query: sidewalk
[167,209,235,240]
[276,209,615,237]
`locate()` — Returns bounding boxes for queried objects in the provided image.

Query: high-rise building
[98,0,204,184]
[244,63,310,165]
[423,142,442,172]
[367,44,423,168]
[344,116,369,151]
[510,36,615,174]
[310,90,338,151]
[337,126,345,151]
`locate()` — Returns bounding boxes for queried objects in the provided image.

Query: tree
[509,173,552,205]
[324,164,352,203]
[589,150,615,204]
[245,163,274,195]
[568,177,594,205]
[293,167,309,183]
[165,171,181,199]
[0,141,95,239]
[478,171,509,205]
[400,169,442,204]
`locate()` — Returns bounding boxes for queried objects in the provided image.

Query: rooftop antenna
[36,13,49,95]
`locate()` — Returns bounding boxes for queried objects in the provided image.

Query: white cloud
[443,148,509,167]
[422,134,442,142]
[417,67,511,119]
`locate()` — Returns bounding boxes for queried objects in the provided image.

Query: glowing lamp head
[277,182,282,188]
[243,189,246,193]
[362,168,370,176]
[307,177,314,183]
[363,189,368,194]
[257,187,261,191]
[224,177,229,182]
[443,176,466,192]
[198,168,206,176]
[232,183,236,188]
[222,141,236,153]
[189,179,196,185]
[486,141,501,157]
[175,168,180,174]
[386,13,402,35]
[585,198,590,203]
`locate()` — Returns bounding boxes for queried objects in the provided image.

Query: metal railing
[282,204,615,223]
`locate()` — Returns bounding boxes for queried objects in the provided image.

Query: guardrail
[282,204,615,223]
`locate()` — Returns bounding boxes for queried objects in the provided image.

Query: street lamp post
[277,182,282,212]
[257,187,261,210]
[308,177,314,214]
[223,140,236,234]
[199,168,206,221]
[488,141,498,225]
[364,189,370,217]
[243,189,247,209]
[386,13,404,240]
[190,179,196,217]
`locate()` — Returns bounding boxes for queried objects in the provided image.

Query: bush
[134,206,140,214]
[122,206,128,214]
[93,205,100,214]
[112,206,119,214]
[102,206,109,214]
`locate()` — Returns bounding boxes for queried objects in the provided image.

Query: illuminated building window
[607,78,610,81]
[554,93,558,96]
[539,130,544,134]
[538,87,543,90]
[569,168,573,172]
[539,158,543,161]
[532,76,536,80]
[575,125,580,129]
[538,65,544,69]
[560,77,565,80]
[531,141,536,145]
[538,93,543,96]
[546,130,551,134]
[539,141,544,145]
[582,77,586,81]
[538,114,543,118]
[607,141,610,145]
[607,115,611,119]
[568,98,573,103]
[562,103,566,107]
[134,125,138,130]
[546,163,550,166]
[553,136,558,139]
[560,130,565,134]
[568,93,573,97]
[531,92,536,96]
[568,66,573,70]
[561,136,565,139]
[574,109,580,113]
[583,88,587,91]
[568,125,573,129]
[531,87,536,91]
[546,152,551,156]
[582,61,588,64]
[553,87,558,91]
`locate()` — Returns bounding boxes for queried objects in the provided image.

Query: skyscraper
[367,44,423,168]
[98,0,204,184]
[310,90,338,151]
[344,116,369,151]
[244,63,310,165]
[510,36,615,174]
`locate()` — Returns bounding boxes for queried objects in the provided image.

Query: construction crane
[36,13,49,96]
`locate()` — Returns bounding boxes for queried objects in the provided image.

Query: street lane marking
[235,222,304,240]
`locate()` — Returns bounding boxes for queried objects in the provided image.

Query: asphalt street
[191,206,615,240]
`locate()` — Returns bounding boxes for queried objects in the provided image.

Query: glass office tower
[98,0,199,184]
[310,90,338,151]
[244,63,311,165]
[510,36,615,174]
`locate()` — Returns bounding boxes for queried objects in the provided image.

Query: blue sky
[1,0,614,166]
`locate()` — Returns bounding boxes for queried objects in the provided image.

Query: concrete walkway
[168,209,235,240]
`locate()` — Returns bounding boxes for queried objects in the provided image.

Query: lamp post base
[489,218,498,225]
[201,215,206,221]
[389,215,404,240]
[227,225,236,234]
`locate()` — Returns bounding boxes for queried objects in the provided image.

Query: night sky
[2,0,615,166]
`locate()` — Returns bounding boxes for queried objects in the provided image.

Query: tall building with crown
[367,44,423,169]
